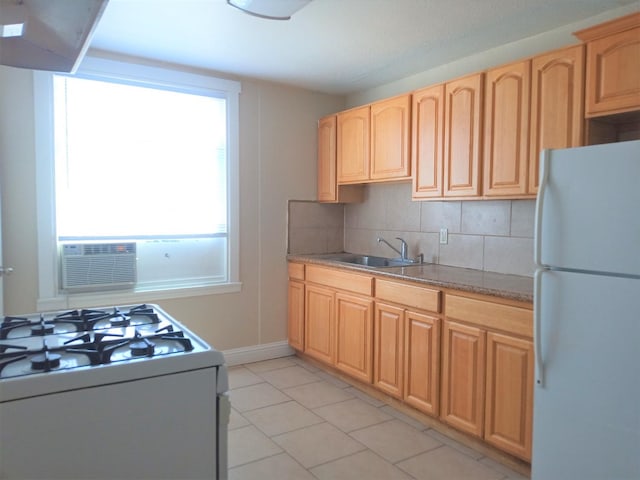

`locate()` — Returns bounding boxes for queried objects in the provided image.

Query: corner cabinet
[318,115,364,203]
[575,12,640,117]
[443,73,484,198]
[337,106,371,183]
[442,294,534,461]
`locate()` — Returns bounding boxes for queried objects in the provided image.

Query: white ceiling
[89,0,637,95]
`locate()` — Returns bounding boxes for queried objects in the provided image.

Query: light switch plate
[439,228,448,245]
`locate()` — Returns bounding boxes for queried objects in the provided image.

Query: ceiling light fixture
[0,1,27,38]
[226,0,312,20]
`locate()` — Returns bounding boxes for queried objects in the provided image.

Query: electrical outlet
[439,228,448,245]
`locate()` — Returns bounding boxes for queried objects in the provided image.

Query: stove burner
[31,318,55,336]
[31,350,61,371]
[130,332,155,357]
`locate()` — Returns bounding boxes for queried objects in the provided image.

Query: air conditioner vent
[61,242,137,291]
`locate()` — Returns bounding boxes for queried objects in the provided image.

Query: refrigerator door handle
[534,149,550,267]
[534,268,544,387]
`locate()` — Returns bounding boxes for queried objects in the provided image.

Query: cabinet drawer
[306,265,373,296]
[288,262,305,281]
[376,279,441,313]
[446,295,532,338]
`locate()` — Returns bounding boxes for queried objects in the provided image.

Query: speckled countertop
[288,253,533,303]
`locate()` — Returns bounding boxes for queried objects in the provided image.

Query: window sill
[36,282,243,311]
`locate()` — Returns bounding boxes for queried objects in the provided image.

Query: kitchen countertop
[288,253,533,303]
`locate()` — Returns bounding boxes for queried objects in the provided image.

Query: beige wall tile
[420,201,462,233]
[511,199,536,237]
[461,200,511,235]
[484,236,535,276]
[439,234,484,270]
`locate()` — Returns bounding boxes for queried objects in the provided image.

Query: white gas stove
[0,304,229,479]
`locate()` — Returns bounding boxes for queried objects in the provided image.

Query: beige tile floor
[228,355,529,480]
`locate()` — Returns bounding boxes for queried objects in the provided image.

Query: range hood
[0,0,108,73]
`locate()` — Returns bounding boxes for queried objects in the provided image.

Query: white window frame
[34,57,242,311]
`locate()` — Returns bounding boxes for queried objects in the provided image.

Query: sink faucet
[377,236,424,264]
[377,237,408,260]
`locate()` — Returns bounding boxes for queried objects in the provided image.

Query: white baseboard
[222,341,295,366]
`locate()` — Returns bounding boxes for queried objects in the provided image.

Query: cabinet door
[404,311,440,416]
[584,25,640,116]
[370,95,411,180]
[337,106,370,183]
[318,115,337,202]
[443,73,483,197]
[287,280,305,351]
[335,292,373,383]
[441,320,486,437]
[373,303,404,398]
[483,61,530,197]
[305,284,334,365]
[529,45,584,193]
[485,332,533,461]
[412,84,445,198]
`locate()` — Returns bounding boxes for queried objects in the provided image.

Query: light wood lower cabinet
[288,280,305,351]
[304,284,335,364]
[441,320,486,437]
[335,293,374,383]
[373,303,405,398]
[442,294,534,461]
[484,332,534,461]
[288,262,534,462]
[404,310,441,416]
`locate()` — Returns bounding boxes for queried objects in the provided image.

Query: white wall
[0,59,345,351]
[346,4,638,107]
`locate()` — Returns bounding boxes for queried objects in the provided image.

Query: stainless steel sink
[330,254,420,268]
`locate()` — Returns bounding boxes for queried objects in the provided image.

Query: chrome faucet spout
[377,236,404,259]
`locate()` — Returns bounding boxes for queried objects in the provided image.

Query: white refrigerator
[532,139,640,480]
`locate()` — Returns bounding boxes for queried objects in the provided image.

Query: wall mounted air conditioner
[61,242,136,291]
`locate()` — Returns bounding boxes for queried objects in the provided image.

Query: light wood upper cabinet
[318,115,338,202]
[404,310,440,416]
[337,106,370,183]
[335,292,374,383]
[370,94,412,180]
[441,320,486,437]
[529,45,585,193]
[318,115,364,203]
[575,12,640,117]
[444,73,484,197]
[485,332,534,461]
[483,61,531,197]
[412,84,445,198]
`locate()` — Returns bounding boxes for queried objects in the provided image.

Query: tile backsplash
[289,182,536,277]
